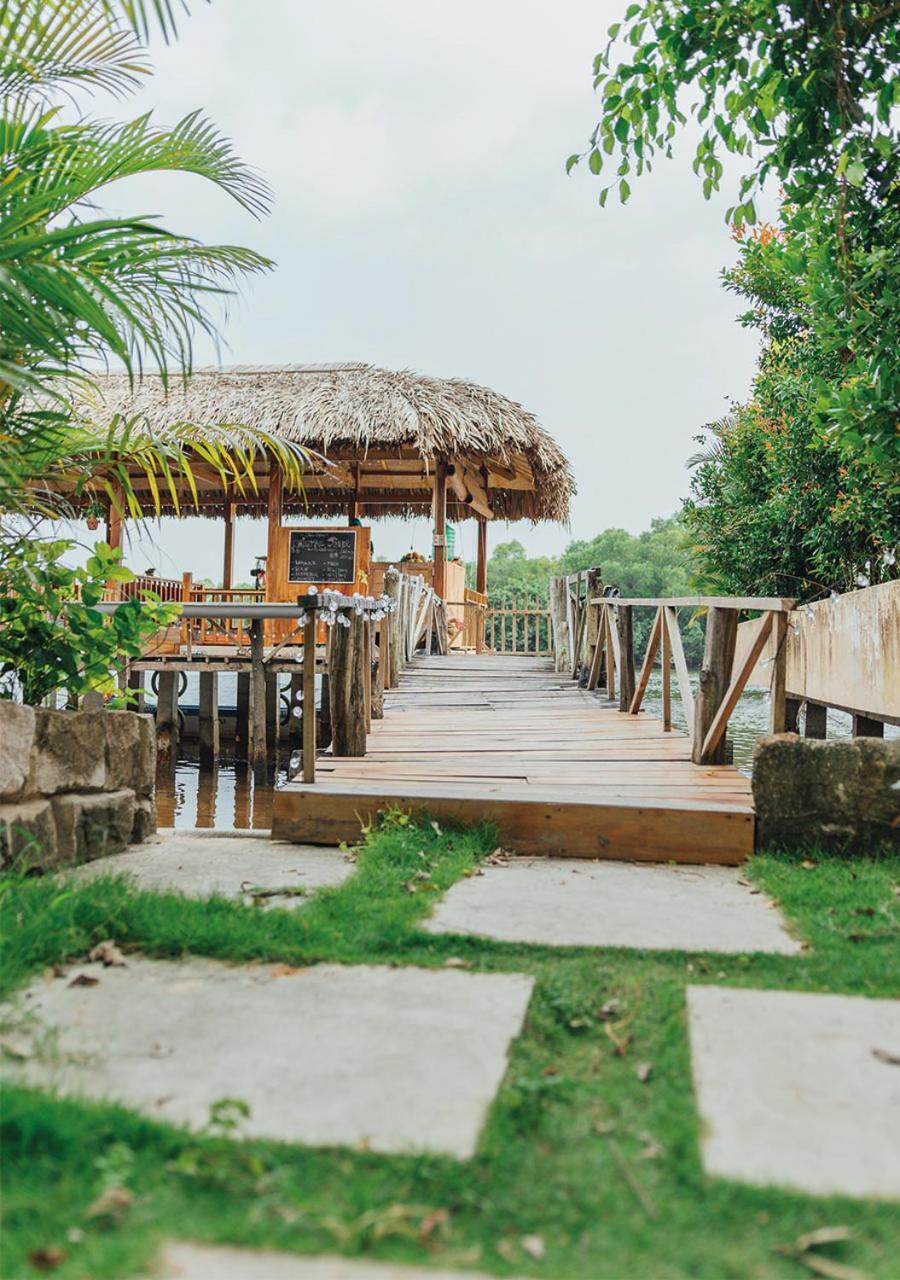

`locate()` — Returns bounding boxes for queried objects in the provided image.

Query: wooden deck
[271,655,755,863]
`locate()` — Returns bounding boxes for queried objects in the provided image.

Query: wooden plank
[769,610,788,734]
[272,781,753,864]
[664,607,694,733]
[700,611,773,760]
[693,606,739,766]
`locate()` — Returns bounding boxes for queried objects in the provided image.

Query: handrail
[590,595,796,611]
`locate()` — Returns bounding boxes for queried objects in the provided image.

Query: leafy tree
[0,539,177,703]
[0,0,307,520]
[476,539,561,604]
[683,221,898,597]
[569,0,899,477]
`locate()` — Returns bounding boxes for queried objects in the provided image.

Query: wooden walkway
[272,655,755,863]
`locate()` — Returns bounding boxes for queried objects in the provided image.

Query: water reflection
[156,751,286,830]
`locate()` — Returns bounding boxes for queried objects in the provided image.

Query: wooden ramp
[271,655,755,864]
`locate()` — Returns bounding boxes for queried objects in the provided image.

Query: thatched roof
[81,363,574,523]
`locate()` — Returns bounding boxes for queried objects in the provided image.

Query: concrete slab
[153,1241,526,1280]
[2,958,533,1159]
[72,832,353,907]
[424,858,801,954]
[688,985,900,1199]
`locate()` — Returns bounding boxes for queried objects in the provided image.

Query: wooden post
[127,667,144,713]
[384,567,402,683]
[432,459,448,600]
[248,618,267,766]
[476,516,488,595]
[330,612,367,756]
[302,613,317,782]
[785,696,802,734]
[372,620,386,718]
[265,670,280,747]
[852,713,885,738]
[288,673,302,744]
[222,500,236,589]
[105,483,123,552]
[198,671,219,764]
[362,620,372,732]
[692,606,738,765]
[804,701,827,738]
[660,606,672,732]
[616,604,635,712]
[155,670,179,762]
[317,631,332,750]
[768,609,788,734]
[235,673,250,744]
[266,461,283,606]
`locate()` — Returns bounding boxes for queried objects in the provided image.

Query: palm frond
[0,0,149,101]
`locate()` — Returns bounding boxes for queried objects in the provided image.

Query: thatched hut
[80,362,574,603]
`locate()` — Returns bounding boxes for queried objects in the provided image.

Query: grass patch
[1,824,899,1280]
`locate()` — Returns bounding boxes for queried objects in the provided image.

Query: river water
[154,669,896,830]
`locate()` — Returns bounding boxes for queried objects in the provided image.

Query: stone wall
[753,734,900,853]
[0,703,156,869]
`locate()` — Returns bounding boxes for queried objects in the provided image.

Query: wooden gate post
[198,671,219,764]
[248,618,267,767]
[372,620,386,719]
[616,604,635,711]
[384,566,402,686]
[155,670,179,763]
[692,606,738,765]
[330,611,367,756]
[302,612,317,782]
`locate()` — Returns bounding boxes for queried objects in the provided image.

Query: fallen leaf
[801,859,818,870]
[85,1186,133,1223]
[430,820,443,837]
[604,1021,632,1057]
[795,1227,853,1252]
[597,999,620,1019]
[418,1208,449,1242]
[27,1247,66,1271]
[871,1047,900,1066]
[521,1233,546,1260]
[0,1036,32,1061]
[635,1061,653,1083]
[540,1065,560,1077]
[795,1257,868,1280]
[638,1133,662,1160]
[443,957,470,969]
[67,973,99,988]
[270,964,304,978]
[88,940,126,967]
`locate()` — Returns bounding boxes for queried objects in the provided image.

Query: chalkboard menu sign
[287,528,357,584]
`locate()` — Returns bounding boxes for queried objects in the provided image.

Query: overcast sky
[97,0,764,580]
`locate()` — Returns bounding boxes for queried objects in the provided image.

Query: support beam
[804,701,827,738]
[198,671,219,764]
[768,610,789,734]
[692,606,738,765]
[302,614,317,781]
[852,713,885,738]
[265,462,283,599]
[105,483,123,552]
[155,671,179,763]
[248,619,267,767]
[265,670,280,748]
[476,517,488,595]
[432,459,448,600]
[616,604,636,712]
[235,673,250,745]
[222,501,236,589]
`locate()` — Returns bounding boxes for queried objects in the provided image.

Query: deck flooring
[272,655,755,863]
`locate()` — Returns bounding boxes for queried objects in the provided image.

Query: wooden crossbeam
[699,610,774,761]
[663,607,694,736]
[628,607,662,714]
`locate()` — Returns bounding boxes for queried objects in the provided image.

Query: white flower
[884,547,896,567]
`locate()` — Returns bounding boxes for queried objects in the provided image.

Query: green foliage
[471,539,560,604]
[572,0,899,477]
[0,539,177,704]
[0,0,307,521]
[683,220,899,598]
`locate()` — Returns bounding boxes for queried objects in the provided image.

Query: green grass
[1,819,899,1280]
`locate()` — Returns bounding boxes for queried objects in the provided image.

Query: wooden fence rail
[549,580,797,766]
[486,596,553,655]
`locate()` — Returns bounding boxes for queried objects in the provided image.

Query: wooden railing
[486,596,553,655]
[550,582,796,766]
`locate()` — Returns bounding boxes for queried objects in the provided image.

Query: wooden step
[271,778,754,865]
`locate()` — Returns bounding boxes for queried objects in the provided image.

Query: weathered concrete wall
[753,734,900,853]
[736,581,899,720]
[0,704,156,869]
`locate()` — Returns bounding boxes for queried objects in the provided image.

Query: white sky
[92,0,764,581]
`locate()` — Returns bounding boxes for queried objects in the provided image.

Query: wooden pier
[272,654,755,864]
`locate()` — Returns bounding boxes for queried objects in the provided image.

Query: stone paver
[688,985,900,1198]
[153,1241,526,1280]
[3,958,533,1159]
[424,858,801,954]
[72,832,353,906]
